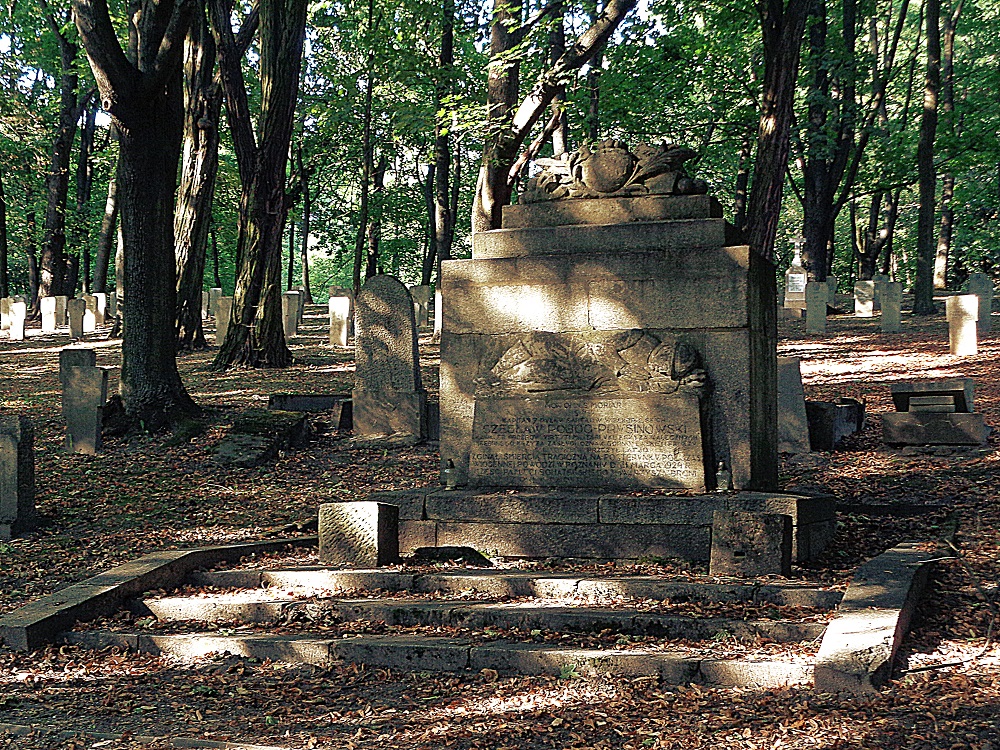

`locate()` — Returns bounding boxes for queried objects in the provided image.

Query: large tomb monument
[366,140,834,563]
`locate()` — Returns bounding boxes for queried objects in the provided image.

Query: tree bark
[420,163,436,286]
[299,149,313,303]
[365,154,387,279]
[76,101,98,294]
[913,0,941,315]
[210,0,304,368]
[38,0,81,304]
[733,126,753,231]
[0,173,8,300]
[745,0,810,260]
[92,169,118,293]
[74,0,200,427]
[352,0,377,294]
[175,7,220,351]
[933,0,963,289]
[433,0,455,280]
[548,0,569,156]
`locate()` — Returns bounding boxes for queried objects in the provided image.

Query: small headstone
[329,296,351,346]
[67,298,86,340]
[709,510,792,577]
[107,291,117,318]
[0,415,36,539]
[295,286,306,323]
[9,301,26,341]
[433,287,443,338]
[880,281,902,334]
[784,253,807,310]
[946,295,978,356]
[827,274,838,296]
[92,292,107,325]
[55,295,69,326]
[216,297,233,342]
[208,287,223,318]
[805,282,827,334]
[63,366,108,454]
[0,297,10,330]
[82,295,98,333]
[806,399,865,451]
[777,357,811,454]
[201,290,209,319]
[353,275,426,442]
[966,273,993,335]
[281,291,301,340]
[318,501,400,566]
[410,285,431,327]
[40,297,58,333]
[854,280,875,317]
[873,273,889,307]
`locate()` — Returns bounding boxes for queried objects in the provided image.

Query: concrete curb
[813,541,945,693]
[0,536,317,651]
[63,630,811,688]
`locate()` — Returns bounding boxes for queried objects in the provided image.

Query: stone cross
[805,281,828,335]
[329,296,351,347]
[216,296,233,342]
[854,280,875,317]
[67,298,86,340]
[0,415,35,540]
[880,281,902,334]
[946,295,979,356]
[9,301,26,341]
[40,297,58,333]
[63,365,109,454]
[353,274,426,441]
[966,273,993,335]
[281,290,301,340]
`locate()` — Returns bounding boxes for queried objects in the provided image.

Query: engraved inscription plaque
[469,394,705,489]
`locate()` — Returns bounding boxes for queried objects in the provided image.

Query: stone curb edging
[813,540,946,693]
[0,722,291,749]
[62,630,812,689]
[0,536,318,652]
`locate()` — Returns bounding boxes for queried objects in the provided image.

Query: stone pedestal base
[319,501,400,567]
[882,412,989,446]
[353,389,426,443]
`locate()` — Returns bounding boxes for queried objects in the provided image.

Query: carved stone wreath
[520,140,710,203]
[474,330,709,398]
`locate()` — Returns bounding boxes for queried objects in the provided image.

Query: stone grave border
[0,536,317,651]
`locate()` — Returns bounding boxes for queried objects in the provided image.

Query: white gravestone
[92,292,107,325]
[40,297,58,333]
[0,297,10,330]
[854,281,875,317]
[329,296,351,347]
[805,282,828,335]
[81,295,97,333]
[208,287,223,318]
[281,291,301,340]
[8,301,26,341]
[216,297,233,342]
[880,281,902,334]
[55,295,69,326]
[946,295,978,356]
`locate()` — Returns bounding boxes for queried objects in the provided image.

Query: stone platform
[369,488,836,563]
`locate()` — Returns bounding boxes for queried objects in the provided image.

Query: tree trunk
[212,0,306,369]
[733,126,753,231]
[745,0,810,260]
[933,0,962,289]
[420,163,436,286]
[585,0,603,141]
[433,0,455,279]
[297,144,313,303]
[287,208,295,289]
[913,0,941,315]
[76,101,98,294]
[175,8,220,351]
[38,19,80,304]
[549,1,569,156]
[25,201,39,307]
[365,154,387,279]
[352,0,377,294]
[93,170,118,293]
[0,173,8,299]
[211,222,222,288]
[74,0,199,427]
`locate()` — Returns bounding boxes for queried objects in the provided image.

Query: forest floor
[0,299,998,749]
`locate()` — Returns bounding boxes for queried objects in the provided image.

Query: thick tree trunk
[76,102,97,294]
[0,174,8,299]
[352,1,377,294]
[287,211,295,288]
[92,171,118,293]
[175,10,220,351]
[213,0,306,369]
[24,204,39,307]
[433,0,455,278]
[364,155,387,280]
[549,1,569,156]
[298,145,313,303]
[733,127,753,231]
[421,163,436,286]
[745,0,810,260]
[933,0,962,289]
[913,0,941,315]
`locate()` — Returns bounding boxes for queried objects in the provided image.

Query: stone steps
[132,594,826,643]
[62,630,812,689]
[190,568,844,608]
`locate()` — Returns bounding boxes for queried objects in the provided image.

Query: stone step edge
[0,536,318,652]
[189,569,844,609]
[134,596,826,643]
[814,540,947,693]
[0,722,290,750]
[63,630,812,689]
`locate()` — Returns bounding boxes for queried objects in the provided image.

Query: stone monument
[410,285,431,328]
[216,297,233,342]
[783,238,807,312]
[946,295,978,356]
[0,415,35,540]
[0,297,10,330]
[281,290,300,340]
[854,280,875,317]
[880,281,902,334]
[329,296,351,347]
[9,301,26,341]
[805,282,828,335]
[353,275,427,442]
[67,298,86,340]
[63,366,108,454]
[966,273,993,335]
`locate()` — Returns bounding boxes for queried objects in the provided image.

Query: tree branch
[72,0,136,110]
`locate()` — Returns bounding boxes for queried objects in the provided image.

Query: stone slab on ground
[814,541,945,693]
[267,394,352,430]
[0,537,317,651]
[214,409,311,467]
[881,412,989,446]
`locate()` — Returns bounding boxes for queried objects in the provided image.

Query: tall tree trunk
[433,0,455,282]
[352,0,377,294]
[933,0,963,289]
[211,222,221,287]
[287,208,295,289]
[175,8,221,351]
[745,0,810,260]
[421,163,436,286]
[733,126,754,230]
[211,0,305,368]
[92,170,118,293]
[913,0,941,315]
[585,0,603,141]
[74,0,199,427]
[0,174,8,299]
[549,1,569,156]
[365,154,387,279]
[76,101,97,294]
[299,146,313,303]
[25,200,39,307]
[38,4,81,305]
